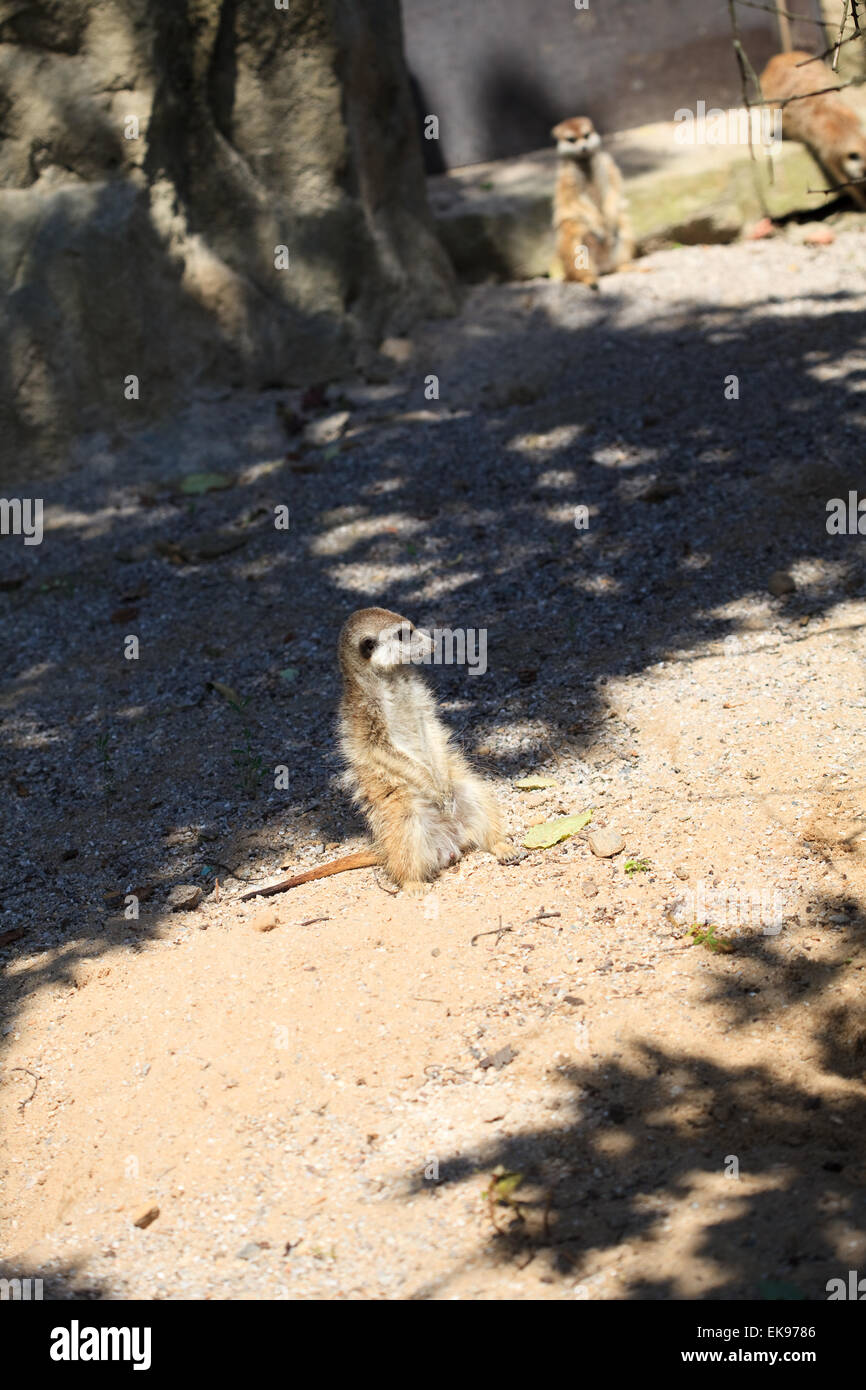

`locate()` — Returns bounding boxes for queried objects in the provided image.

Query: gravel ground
[1,225,865,1300]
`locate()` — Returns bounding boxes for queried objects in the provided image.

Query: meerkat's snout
[552,118,601,158]
[363,619,433,672]
[407,625,434,664]
[562,135,599,157]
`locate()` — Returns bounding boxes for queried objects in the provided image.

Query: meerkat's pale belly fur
[554,152,633,283]
[340,671,509,892]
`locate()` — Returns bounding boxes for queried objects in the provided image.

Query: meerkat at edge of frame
[760,50,866,210]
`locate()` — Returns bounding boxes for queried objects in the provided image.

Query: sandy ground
[1,225,866,1300]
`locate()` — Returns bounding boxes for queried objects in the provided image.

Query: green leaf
[514,776,558,790]
[522,809,592,850]
[488,1170,524,1203]
[178,472,234,495]
[624,857,651,875]
[689,922,735,954]
[279,667,299,683]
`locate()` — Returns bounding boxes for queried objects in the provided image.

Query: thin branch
[776,0,793,53]
[807,173,866,194]
[729,0,765,181]
[833,0,851,70]
[729,0,766,109]
[8,1067,39,1113]
[729,0,794,197]
[795,31,864,65]
[732,0,828,24]
[761,80,857,106]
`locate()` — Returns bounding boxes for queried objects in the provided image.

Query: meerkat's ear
[359,636,375,660]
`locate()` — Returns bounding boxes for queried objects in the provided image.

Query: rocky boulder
[0,0,456,478]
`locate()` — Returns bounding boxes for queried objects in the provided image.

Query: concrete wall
[403,0,827,170]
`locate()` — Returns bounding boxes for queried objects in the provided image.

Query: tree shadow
[408,73,447,176]
[0,1256,108,1301]
[478,60,564,164]
[405,1037,866,1300]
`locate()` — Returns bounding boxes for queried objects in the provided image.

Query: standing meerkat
[551,116,634,287]
[242,608,518,901]
[760,51,866,209]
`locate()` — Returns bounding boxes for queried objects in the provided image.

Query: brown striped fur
[760,51,866,209]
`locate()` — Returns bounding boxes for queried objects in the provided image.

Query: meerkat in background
[242,608,518,901]
[760,51,866,209]
[551,116,634,286]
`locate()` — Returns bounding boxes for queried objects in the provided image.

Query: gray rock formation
[0,0,456,476]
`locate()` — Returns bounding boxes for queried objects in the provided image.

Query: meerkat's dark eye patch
[359,637,376,659]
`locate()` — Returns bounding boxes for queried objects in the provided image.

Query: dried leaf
[514,776,558,790]
[522,809,592,850]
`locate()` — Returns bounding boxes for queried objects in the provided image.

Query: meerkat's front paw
[402,881,430,898]
[492,841,524,865]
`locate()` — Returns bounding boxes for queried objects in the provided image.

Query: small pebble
[251,907,279,933]
[768,570,795,597]
[588,829,625,858]
[801,223,835,246]
[480,1102,507,1123]
[132,1203,160,1230]
[167,884,202,911]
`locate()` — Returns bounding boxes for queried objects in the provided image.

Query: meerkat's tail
[239,849,379,901]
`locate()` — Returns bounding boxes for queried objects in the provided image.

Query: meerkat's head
[552,116,601,159]
[339,607,433,683]
[840,140,866,187]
